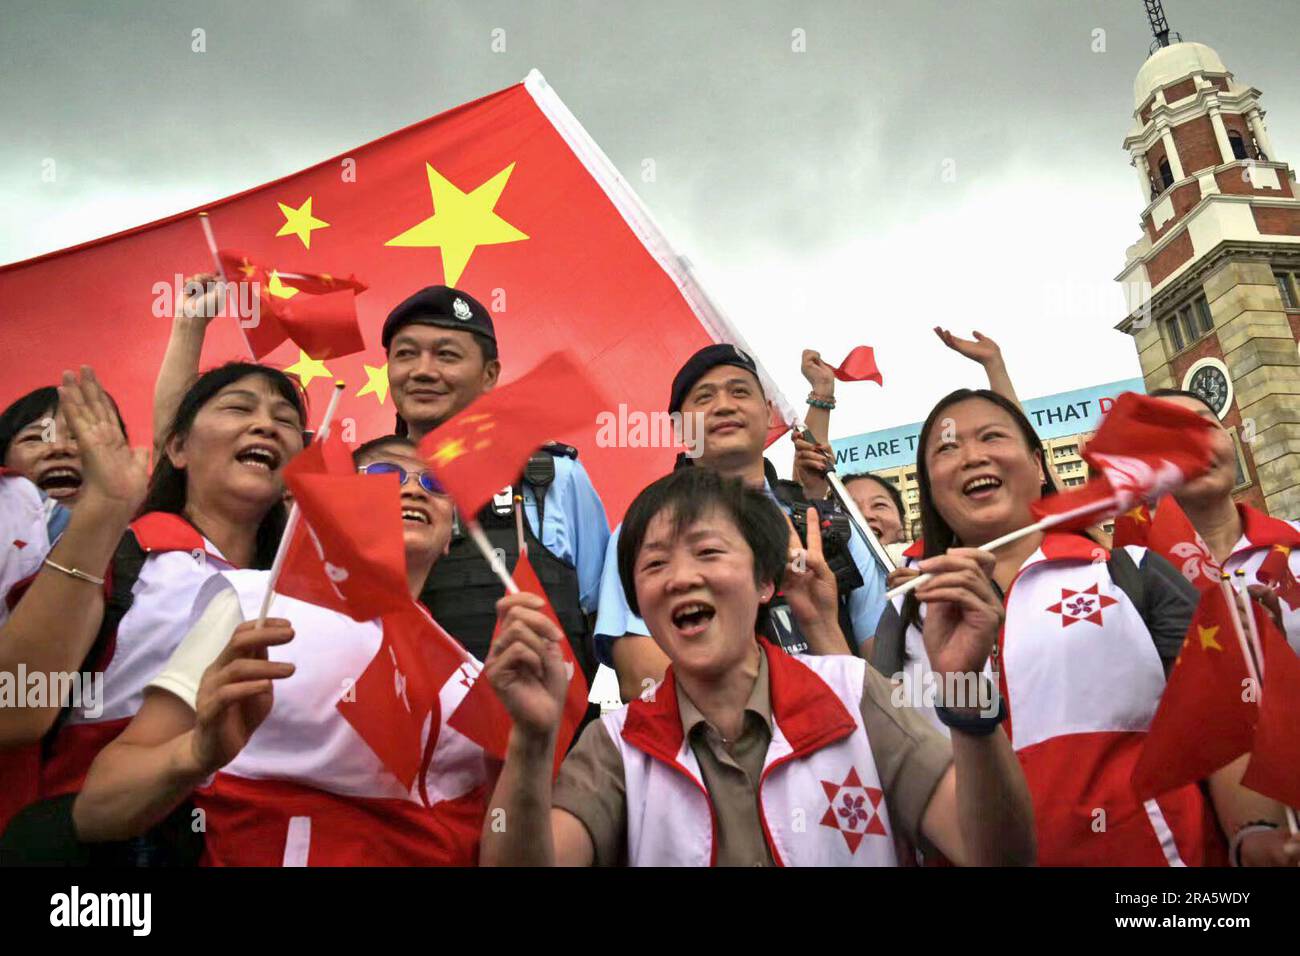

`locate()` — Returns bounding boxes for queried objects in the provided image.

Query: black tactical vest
[418,444,596,681]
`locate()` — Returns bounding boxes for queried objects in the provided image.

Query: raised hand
[57,365,149,518]
[485,592,569,739]
[782,507,846,653]
[175,272,226,324]
[190,619,296,776]
[934,327,1002,367]
[790,432,834,499]
[801,349,837,395]
[916,548,1003,687]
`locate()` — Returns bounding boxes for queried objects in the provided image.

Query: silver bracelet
[43,558,105,587]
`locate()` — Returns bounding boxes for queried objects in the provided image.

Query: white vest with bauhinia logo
[604,640,900,867]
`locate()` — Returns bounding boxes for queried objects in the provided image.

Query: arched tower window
[1228,130,1249,160]
[1158,158,1175,190]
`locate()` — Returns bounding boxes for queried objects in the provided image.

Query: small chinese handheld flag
[1111,504,1152,550]
[278,431,411,621]
[448,551,588,774]
[1256,544,1300,612]
[419,351,606,518]
[1131,585,1258,800]
[339,600,469,792]
[217,249,367,360]
[1240,603,1300,808]
[831,345,883,385]
[1031,392,1217,532]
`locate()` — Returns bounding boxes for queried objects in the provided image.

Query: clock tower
[1115,6,1300,517]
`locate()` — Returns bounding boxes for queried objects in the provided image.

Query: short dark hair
[617,467,788,634]
[352,434,416,466]
[1149,387,1216,417]
[141,362,307,569]
[0,384,127,462]
[842,472,906,531]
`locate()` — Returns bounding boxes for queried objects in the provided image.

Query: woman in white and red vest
[0,362,306,863]
[871,387,1299,866]
[479,466,1038,867]
[73,437,490,866]
[1131,389,1300,654]
[0,370,144,838]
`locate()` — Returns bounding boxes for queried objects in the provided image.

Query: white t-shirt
[148,587,244,710]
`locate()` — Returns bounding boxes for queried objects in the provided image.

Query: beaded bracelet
[806,393,836,410]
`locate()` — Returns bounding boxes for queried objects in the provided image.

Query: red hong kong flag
[217,249,367,360]
[339,600,470,793]
[0,72,757,520]
[448,551,589,774]
[1131,585,1258,801]
[1241,604,1300,808]
[1030,392,1217,532]
[419,351,607,519]
[831,345,883,386]
[278,432,410,621]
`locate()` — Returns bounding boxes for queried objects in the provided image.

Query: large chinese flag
[0,72,721,519]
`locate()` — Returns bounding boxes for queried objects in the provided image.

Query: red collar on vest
[129,512,212,555]
[622,639,857,765]
[902,539,924,559]
[1237,504,1300,550]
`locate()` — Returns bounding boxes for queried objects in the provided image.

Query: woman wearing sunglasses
[73,436,490,866]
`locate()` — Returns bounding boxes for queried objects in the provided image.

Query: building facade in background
[831,379,1145,540]
[1115,38,1300,518]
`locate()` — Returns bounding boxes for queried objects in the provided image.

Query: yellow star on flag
[356,363,390,405]
[236,257,257,280]
[276,197,330,249]
[283,350,332,387]
[1126,507,1148,524]
[1197,624,1222,652]
[266,270,299,300]
[428,437,468,467]
[385,163,529,285]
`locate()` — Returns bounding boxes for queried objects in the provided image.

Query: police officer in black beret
[378,286,611,682]
[591,344,890,701]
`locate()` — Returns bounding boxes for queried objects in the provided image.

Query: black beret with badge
[381,285,496,349]
[667,343,762,415]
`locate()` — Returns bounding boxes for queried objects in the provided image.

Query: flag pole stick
[883,494,1121,602]
[464,519,520,596]
[254,381,346,626]
[513,495,528,559]
[1219,575,1262,695]
[195,212,258,359]
[1232,570,1267,684]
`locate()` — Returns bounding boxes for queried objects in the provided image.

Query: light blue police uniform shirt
[517,455,610,613]
[592,481,889,665]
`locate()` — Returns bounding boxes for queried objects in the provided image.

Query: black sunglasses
[359,461,447,496]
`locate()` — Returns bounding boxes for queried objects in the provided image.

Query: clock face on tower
[1183,359,1232,419]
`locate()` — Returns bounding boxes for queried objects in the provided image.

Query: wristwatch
[934,678,1005,736]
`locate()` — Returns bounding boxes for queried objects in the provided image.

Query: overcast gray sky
[3,0,1296,465]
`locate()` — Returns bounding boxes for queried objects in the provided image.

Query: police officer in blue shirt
[594,344,889,701]
[379,286,611,677]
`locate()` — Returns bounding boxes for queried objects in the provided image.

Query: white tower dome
[1133,41,1229,109]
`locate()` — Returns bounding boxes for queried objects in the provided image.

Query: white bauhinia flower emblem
[1089,453,1186,509]
[1170,539,1219,585]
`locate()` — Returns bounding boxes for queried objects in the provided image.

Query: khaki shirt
[553,652,952,866]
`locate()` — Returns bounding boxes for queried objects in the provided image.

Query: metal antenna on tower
[1144,0,1183,53]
